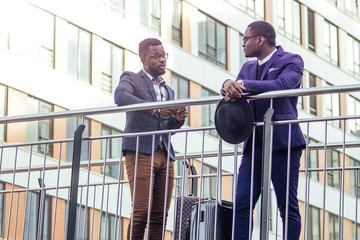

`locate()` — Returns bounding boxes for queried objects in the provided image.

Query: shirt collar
[142,69,165,86]
[257,48,277,66]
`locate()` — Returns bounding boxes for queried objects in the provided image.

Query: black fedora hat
[214,98,254,144]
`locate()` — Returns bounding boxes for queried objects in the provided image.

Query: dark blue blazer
[238,46,306,152]
[114,70,184,160]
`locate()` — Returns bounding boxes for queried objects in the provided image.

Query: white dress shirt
[143,70,167,146]
[258,48,277,66]
[143,70,167,101]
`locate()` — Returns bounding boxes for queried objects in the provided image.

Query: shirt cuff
[220,87,226,96]
[152,108,160,115]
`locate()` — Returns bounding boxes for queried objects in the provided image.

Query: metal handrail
[1,114,359,149]
[0,140,358,175]
[0,84,359,124]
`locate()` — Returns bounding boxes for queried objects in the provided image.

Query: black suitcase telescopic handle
[190,165,198,196]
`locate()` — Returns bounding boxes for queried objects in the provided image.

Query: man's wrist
[223,79,232,89]
[236,79,244,87]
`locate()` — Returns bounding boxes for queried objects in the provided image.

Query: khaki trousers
[125,150,174,240]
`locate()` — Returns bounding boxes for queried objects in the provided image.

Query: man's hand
[159,108,177,117]
[174,107,188,121]
[223,79,246,102]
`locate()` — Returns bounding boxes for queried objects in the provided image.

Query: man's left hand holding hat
[223,79,246,102]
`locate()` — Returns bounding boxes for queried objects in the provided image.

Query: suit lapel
[164,84,173,100]
[260,46,283,80]
[139,70,157,102]
[249,62,258,80]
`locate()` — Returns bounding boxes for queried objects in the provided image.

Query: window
[307,206,320,240]
[347,95,360,137]
[74,205,89,240]
[277,0,301,43]
[278,0,285,31]
[101,0,125,15]
[101,126,122,179]
[352,221,360,240]
[36,9,55,67]
[23,192,51,240]
[202,164,216,199]
[27,97,53,156]
[6,2,31,55]
[255,193,273,230]
[329,213,339,240]
[346,35,360,77]
[308,73,317,115]
[345,0,360,18]
[349,158,360,198]
[6,2,55,67]
[0,182,4,238]
[308,138,319,180]
[308,9,315,52]
[324,21,338,65]
[227,0,264,18]
[140,0,149,25]
[171,73,189,100]
[102,40,124,93]
[171,73,189,125]
[68,24,91,83]
[0,85,6,142]
[172,0,182,46]
[140,0,161,35]
[100,213,122,240]
[174,160,182,196]
[66,117,90,162]
[198,12,227,69]
[63,202,89,240]
[323,81,340,127]
[201,88,218,137]
[327,150,340,189]
[327,0,337,6]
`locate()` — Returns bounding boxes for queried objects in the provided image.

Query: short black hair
[138,38,163,57]
[248,21,276,46]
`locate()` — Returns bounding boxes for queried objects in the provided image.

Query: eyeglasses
[145,53,169,60]
[242,35,261,44]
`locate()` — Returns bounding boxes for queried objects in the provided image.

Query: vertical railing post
[66,124,85,240]
[214,137,223,240]
[36,178,46,240]
[260,108,274,240]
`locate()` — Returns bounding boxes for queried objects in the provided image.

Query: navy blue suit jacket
[238,46,306,152]
[114,70,184,160]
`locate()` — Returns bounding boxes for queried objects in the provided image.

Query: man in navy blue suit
[222,21,305,239]
[114,38,188,239]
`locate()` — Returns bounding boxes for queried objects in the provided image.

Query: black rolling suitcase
[189,199,233,240]
[188,141,234,240]
[174,162,203,240]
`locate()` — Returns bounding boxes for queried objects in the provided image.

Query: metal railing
[0,84,359,240]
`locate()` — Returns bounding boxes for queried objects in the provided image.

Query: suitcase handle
[190,164,198,196]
